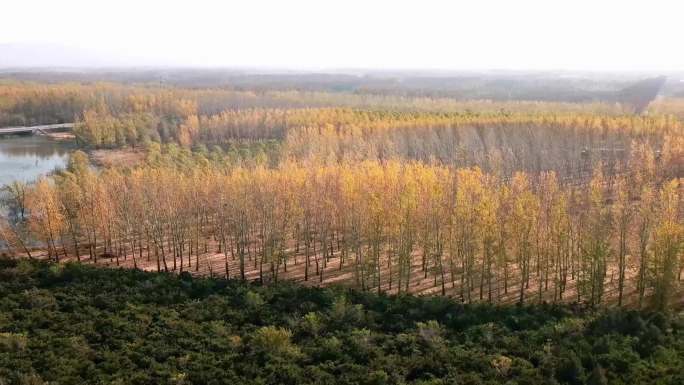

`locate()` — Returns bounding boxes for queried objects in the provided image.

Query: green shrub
[555,352,585,385]
[0,332,28,352]
[244,291,265,308]
[251,326,299,359]
[0,258,683,385]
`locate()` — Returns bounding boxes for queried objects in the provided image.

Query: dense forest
[1,258,683,385]
[0,74,683,384]
[0,81,625,126]
[1,144,681,310]
[2,82,682,174]
[0,80,683,312]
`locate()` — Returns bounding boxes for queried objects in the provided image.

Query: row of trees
[2,152,681,310]
[77,106,684,150]
[283,110,684,178]
[73,105,684,180]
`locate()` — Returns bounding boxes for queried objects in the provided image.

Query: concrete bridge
[0,123,74,136]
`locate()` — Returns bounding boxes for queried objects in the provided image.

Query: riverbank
[42,131,76,141]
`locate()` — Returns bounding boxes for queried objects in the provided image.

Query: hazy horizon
[3,0,684,72]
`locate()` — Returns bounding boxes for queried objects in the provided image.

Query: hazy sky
[2,0,683,71]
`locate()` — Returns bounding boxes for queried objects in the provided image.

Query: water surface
[0,136,74,187]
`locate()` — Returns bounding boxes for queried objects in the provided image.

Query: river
[0,136,74,187]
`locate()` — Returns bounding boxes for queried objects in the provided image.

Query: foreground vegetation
[1,258,683,385]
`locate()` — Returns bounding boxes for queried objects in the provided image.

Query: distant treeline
[1,69,680,101]
[0,81,625,127]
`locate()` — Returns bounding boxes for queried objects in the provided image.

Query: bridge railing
[0,123,74,136]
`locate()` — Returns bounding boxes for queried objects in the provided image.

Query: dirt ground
[52,242,684,310]
[89,148,146,168]
[43,132,76,141]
